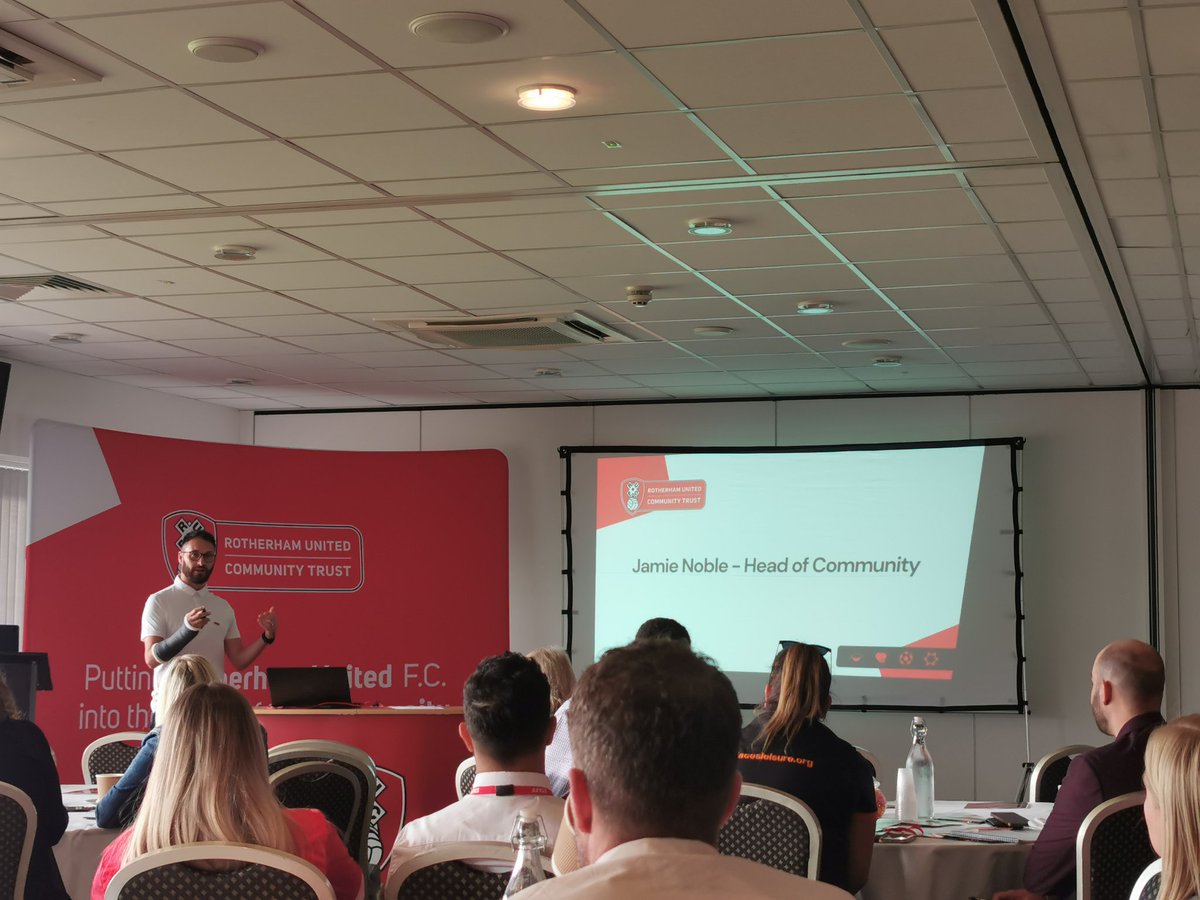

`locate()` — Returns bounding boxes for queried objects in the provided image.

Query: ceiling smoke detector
[687,218,732,236]
[873,356,903,368]
[226,377,255,386]
[626,286,653,307]
[409,12,510,43]
[842,338,893,349]
[213,244,257,261]
[49,332,84,344]
[534,367,562,377]
[187,37,263,63]
[693,326,734,336]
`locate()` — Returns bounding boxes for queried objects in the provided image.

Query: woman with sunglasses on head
[91,682,362,900]
[738,643,876,894]
[1142,714,1200,900]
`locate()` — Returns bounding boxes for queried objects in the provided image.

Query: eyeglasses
[182,550,216,563]
[779,640,832,657]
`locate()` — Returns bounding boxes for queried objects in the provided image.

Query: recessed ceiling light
[873,356,903,368]
[187,37,264,63]
[213,244,257,261]
[408,12,509,43]
[517,84,577,111]
[842,338,893,349]
[49,332,83,344]
[226,377,256,386]
[534,367,562,377]
[687,218,733,236]
[797,301,834,315]
[693,325,734,336]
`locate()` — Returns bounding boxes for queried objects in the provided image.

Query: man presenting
[522,640,849,900]
[142,528,277,714]
[994,639,1164,900]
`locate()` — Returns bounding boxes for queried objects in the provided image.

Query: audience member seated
[1142,714,1200,900]
[545,617,690,797]
[91,683,362,900]
[994,639,1165,900]
[528,647,575,715]
[0,672,69,900]
[95,654,219,829]
[520,641,851,900]
[738,643,875,893]
[388,652,562,874]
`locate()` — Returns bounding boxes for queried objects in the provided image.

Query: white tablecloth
[862,801,1054,900]
[55,786,118,900]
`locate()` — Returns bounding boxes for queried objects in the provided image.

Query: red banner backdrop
[23,422,508,847]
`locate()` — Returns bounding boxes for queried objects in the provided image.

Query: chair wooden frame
[0,781,36,900]
[384,841,551,900]
[1031,744,1094,802]
[1077,791,1148,900]
[455,756,477,800]
[1129,858,1162,900]
[267,740,377,872]
[81,731,145,785]
[271,761,363,845]
[730,782,822,881]
[102,841,336,900]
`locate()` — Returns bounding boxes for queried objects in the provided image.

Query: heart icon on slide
[875,652,888,664]
[850,655,862,662]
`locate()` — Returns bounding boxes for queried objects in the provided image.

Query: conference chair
[1031,744,1095,802]
[103,842,335,900]
[385,841,549,900]
[1129,858,1162,900]
[1077,791,1157,900]
[853,745,882,779]
[271,761,362,846]
[718,782,821,880]
[81,731,145,785]
[455,756,477,800]
[0,782,36,900]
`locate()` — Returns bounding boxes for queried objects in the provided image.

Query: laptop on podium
[266,666,353,708]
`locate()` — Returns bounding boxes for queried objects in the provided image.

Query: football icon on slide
[899,651,914,666]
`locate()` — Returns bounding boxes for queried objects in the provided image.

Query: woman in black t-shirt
[737,643,876,894]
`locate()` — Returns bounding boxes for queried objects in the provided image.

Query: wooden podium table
[255,706,465,862]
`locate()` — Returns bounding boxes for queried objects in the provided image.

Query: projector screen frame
[559,436,1026,714]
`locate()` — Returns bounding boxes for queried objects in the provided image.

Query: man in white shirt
[141,528,277,715]
[522,641,851,900]
[387,652,562,876]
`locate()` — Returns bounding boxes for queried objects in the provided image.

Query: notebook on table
[266,666,353,708]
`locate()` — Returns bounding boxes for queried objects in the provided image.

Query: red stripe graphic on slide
[879,625,958,680]
[597,456,669,529]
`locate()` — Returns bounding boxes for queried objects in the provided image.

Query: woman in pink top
[91,683,362,900]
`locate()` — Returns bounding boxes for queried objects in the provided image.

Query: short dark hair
[463,652,551,765]
[571,641,741,843]
[179,529,217,550]
[634,617,690,645]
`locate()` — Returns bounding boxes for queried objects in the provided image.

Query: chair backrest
[271,762,362,845]
[853,745,881,779]
[103,841,335,900]
[1077,791,1157,900]
[1031,744,1095,802]
[267,740,377,872]
[718,782,821,880]
[385,841,545,900]
[455,757,477,800]
[0,782,36,900]
[1129,858,1162,900]
[81,732,145,785]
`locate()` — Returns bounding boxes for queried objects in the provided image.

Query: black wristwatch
[261,632,275,645]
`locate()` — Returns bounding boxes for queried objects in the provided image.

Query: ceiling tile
[583,0,859,46]
[860,0,976,25]
[1084,134,1162,179]
[0,237,184,271]
[285,285,454,314]
[22,297,187,322]
[0,155,174,202]
[284,220,479,258]
[636,32,899,107]
[975,183,1067,222]
[0,89,261,150]
[1043,10,1139,79]
[1164,133,1200,177]
[154,291,316,318]
[361,253,532,285]
[508,244,682,278]
[1099,178,1168,216]
[129,229,331,266]
[78,266,247,296]
[741,290,890,316]
[882,21,1005,90]
[616,202,817,245]
[790,189,984,232]
[1017,251,1091,279]
[194,73,463,138]
[859,255,1022,287]
[920,88,1028,143]
[65,4,379,84]
[110,142,351,192]
[828,225,1004,261]
[442,211,633,251]
[909,304,1049,329]
[998,221,1079,253]
[0,119,79,157]
[420,279,582,310]
[200,184,382,207]
[703,264,862,295]
[1143,6,1200,76]
[101,216,260,237]
[1065,79,1151,135]
[220,314,370,337]
[556,272,718,304]
[296,129,534,181]
[660,235,839,270]
[228,260,392,291]
[1154,76,1200,131]
[113,318,255,340]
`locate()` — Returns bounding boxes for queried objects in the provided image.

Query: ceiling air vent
[0,274,110,301]
[380,312,633,350]
[0,29,99,91]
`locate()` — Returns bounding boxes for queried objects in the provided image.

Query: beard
[181,563,212,586]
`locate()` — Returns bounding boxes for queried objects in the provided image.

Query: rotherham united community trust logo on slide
[162,509,365,593]
[619,477,707,517]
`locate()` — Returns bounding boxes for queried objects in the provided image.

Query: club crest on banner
[621,478,643,514]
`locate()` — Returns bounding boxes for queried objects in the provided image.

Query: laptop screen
[266,666,353,708]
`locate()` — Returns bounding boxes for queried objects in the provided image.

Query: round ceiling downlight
[187,37,264,63]
[409,13,510,43]
[687,218,732,236]
[796,301,834,315]
[516,84,577,111]
[213,244,257,261]
[873,356,903,368]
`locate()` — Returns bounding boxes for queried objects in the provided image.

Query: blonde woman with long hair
[528,646,576,714]
[1143,714,1200,900]
[737,643,876,894]
[95,654,218,828]
[91,683,362,899]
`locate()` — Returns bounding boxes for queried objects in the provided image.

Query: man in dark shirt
[993,639,1164,900]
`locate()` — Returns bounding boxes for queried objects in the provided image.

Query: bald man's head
[1090,640,1164,734]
